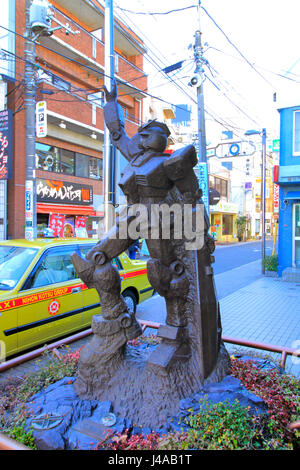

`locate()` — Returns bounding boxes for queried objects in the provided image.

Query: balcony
[53,0,147,57]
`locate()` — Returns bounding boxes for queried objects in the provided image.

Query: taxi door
[16,245,84,352]
[0,293,19,358]
[78,243,100,327]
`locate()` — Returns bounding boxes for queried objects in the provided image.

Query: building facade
[277,105,300,276]
[5,0,147,239]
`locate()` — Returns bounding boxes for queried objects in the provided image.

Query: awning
[285,191,300,200]
[37,203,103,217]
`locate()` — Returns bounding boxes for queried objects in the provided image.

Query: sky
[113,0,300,145]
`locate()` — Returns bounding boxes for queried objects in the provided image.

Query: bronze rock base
[73,336,231,429]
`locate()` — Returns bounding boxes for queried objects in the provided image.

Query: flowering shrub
[158,400,266,450]
[231,358,300,445]
[0,347,83,448]
[95,430,160,450]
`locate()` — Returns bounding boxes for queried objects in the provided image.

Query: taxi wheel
[122,290,137,314]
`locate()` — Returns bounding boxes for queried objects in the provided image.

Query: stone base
[24,366,267,450]
[74,340,231,429]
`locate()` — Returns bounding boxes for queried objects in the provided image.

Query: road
[213,239,275,275]
[136,239,276,324]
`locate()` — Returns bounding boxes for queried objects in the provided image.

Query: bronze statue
[71,83,230,426]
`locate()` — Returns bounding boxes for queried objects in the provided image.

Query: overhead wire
[200,4,275,91]
[114,2,263,138]
[1,5,264,139]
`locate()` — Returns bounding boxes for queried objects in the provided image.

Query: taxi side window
[27,248,78,289]
[78,244,122,270]
[112,258,122,270]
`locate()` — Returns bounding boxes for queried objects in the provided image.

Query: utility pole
[24,0,37,240]
[104,0,116,233]
[193,1,209,216]
[24,0,79,240]
[261,128,266,274]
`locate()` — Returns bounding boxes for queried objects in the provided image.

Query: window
[75,153,102,179]
[76,153,89,178]
[115,54,119,73]
[210,176,228,200]
[92,28,103,41]
[87,92,104,107]
[29,248,78,289]
[36,143,60,173]
[294,111,300,155]
[222,214,232,235]
[36,143,102,179]
[89,157,102,179]
[61,149,74,175]
[0,246,38,290]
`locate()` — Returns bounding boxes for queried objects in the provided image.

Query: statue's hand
[102,81,117,102]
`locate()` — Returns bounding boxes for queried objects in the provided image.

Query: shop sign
[210,201,238,214]
[75,216,88,238]
[49,214,65,237]
[0,109,12,180]
[274,184,279,213]
[198,162,209,213]
[37,178,93,205]
[272,139,280,152]
[25,180,34,241]
[36,101,47,138]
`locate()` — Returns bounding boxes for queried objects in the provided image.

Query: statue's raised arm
[102,81,141,161]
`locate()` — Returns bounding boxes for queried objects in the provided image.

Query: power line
[201,4,275,91]
[115,5,197,15]
[0,29,194,117]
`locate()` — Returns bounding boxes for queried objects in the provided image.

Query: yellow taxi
[0,239,153,358]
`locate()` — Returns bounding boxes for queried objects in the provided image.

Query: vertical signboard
[198,162,209,214]
[36,101,47,138]
[0,109,12,180]
[49,214,65,238]
[25,180,34,240]
[273,184,279,220]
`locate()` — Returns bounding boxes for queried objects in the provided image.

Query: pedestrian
[128,240,140,260]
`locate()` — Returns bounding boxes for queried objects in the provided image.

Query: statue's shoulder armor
[163,145,197,181]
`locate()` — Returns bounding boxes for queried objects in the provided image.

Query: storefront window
[36,143,102,180]
[293,111,300,155]
[36,143,60,172]
[75,153,89,178]
[222,214,233,235]
[89,157,102,179]
[295,204,300,267]
[75,153,102,179]
[61,149,74,175]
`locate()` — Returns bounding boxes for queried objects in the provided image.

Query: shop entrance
[293,203,300,268]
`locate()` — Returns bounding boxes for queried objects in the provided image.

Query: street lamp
[244,128,267,274]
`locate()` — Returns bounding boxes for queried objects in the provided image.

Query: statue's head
[137,120,170,153]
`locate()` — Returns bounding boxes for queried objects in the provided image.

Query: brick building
[5,0,147,239]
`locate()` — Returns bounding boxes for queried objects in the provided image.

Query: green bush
[263,254,278,272]
[158,400,269,450]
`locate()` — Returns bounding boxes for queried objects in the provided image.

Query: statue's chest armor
[119,154,172,200]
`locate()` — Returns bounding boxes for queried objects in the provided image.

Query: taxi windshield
[0,245,38,290]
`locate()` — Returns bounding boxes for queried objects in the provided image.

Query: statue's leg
[144,238,191,373]
[71,218,142,397]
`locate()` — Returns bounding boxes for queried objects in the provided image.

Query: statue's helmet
[138,119,170,152]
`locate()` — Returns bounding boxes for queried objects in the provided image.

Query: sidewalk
[220,275,300,377]
[136,264,300,378]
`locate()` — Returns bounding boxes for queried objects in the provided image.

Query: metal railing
[0,319,299,450]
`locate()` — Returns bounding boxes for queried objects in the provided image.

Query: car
[0,238,154,358]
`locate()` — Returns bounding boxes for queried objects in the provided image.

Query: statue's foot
[147,325,191,375]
